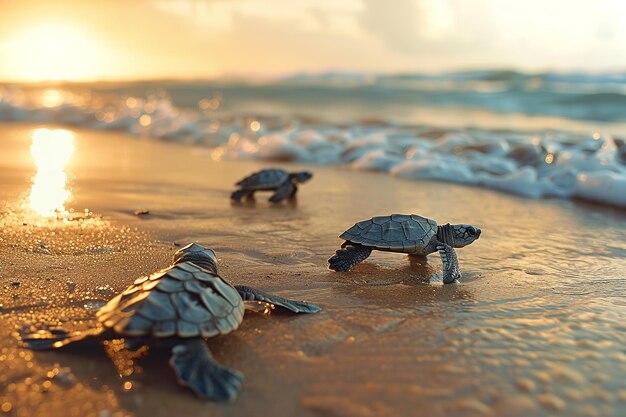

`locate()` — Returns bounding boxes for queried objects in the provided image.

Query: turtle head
[290,171,313,184]
[452,224,481,248]
[173,243,218,274]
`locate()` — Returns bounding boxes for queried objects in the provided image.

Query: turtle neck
[436,223,455,246]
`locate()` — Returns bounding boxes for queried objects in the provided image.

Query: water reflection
[29,128,75,218]
[41,89,63,108]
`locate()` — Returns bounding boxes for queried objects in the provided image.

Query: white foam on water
[1,87,625,208]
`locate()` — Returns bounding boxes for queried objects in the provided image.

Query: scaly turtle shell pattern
[96,262,245,338]
[236,169,289,190]
[339,214,438,253]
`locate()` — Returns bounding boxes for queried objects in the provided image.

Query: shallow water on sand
[0,124,625,417]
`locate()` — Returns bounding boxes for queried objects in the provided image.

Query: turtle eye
[468,228,476,236]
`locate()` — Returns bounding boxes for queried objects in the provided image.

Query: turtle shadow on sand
[327,255,476,306]
[25,328,270,411]
[334,274,475,307]
[230,197,298,209]
[329,254,440,286]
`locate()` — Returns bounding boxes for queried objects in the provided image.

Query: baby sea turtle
[22,243,321,401]
[328,214,481,283]
[231,168,313,203]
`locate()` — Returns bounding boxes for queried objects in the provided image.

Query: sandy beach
[1,123,625,417]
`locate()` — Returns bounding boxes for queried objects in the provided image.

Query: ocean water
[1,70,625,208]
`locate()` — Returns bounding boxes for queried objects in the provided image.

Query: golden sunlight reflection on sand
[29,128,75,218]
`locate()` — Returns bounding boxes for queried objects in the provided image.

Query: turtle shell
[340,214,438,253]
[236,169,289,190]
[96,262,245,338]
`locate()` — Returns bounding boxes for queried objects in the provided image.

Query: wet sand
[1,123,625,417]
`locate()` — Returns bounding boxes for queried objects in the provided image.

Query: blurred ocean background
[5,70,626,124]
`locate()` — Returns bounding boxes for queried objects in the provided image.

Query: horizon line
[2,66,626,85]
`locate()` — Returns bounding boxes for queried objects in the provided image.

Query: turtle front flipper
[231,189,254,202]
[328,243,372,272]
[22,327,106,350]
[437,244,461,284]
[234,285,322,314]
[268,181,295,203]
[169,339,243,402]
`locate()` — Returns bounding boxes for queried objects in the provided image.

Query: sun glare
[4,22,103,81]
[42,89,63,108]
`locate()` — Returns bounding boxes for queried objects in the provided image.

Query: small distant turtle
[231,168,313,203]
[22,243,321,401]
[328,214,481,283]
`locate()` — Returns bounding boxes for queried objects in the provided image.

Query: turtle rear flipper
[234,285,322,314]
[22,327,106,350]
[170,339,243,401]
[328,243,372,272]
[437,244,460,284]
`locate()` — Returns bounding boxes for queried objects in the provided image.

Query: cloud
[358,0,456,54]
[153,0,234,33]
[358,0,421,54]
[2,0,626,81]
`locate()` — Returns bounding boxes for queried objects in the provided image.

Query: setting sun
[3,22,104,81]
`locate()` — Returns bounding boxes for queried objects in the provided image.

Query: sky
[0,0,625,82]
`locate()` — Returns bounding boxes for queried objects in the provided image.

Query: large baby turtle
[231,168,313,203]
[328,214,481,283]
[22,243,321,401]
